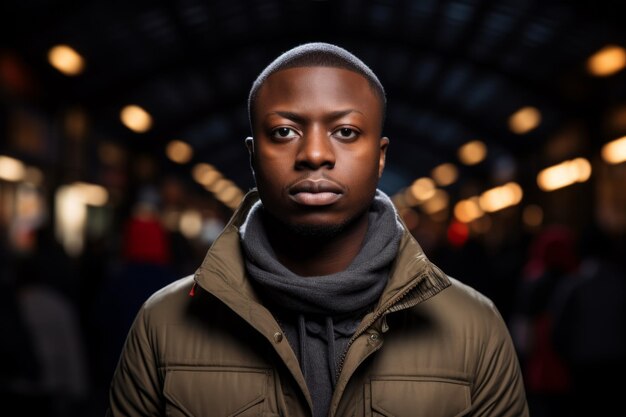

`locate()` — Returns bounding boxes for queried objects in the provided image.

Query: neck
[263,212,369,277]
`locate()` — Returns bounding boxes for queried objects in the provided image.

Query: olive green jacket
[107,191,529,417]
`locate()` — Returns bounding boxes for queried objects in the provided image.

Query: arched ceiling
[2,0,626,202]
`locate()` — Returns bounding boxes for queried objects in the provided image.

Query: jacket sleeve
[106,306,163,417]
[470,305,529,417]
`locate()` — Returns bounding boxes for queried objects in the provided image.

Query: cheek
[255,146,281,169]
[254,159,286,195]
[256,143,293,168]
[344,149,383,178]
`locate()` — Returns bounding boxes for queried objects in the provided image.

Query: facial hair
[260,206,367,240]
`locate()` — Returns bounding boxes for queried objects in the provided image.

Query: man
[107,42,529,417]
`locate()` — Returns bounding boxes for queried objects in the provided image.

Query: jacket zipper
[335,275,424,381]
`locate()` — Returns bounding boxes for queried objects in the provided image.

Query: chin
[286,221,348,238]
[262,208,351,239]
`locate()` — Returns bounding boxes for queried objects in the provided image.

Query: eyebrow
[265,109,364,123]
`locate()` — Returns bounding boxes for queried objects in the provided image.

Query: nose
[295,126,335,170]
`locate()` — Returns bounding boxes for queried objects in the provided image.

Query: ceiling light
[73,182,109,206]
[409,177,436,202]
[458,140,487,165]
[166,140,193,164]
[537,158,591,191]
[120,104,152,133]
[192,163,214,182]
[215,185,242,205]
[48,44,85,76]
[199,170,222,188]
[454,197,484,223]
[208,178,232,194]
[421,189,449,214]
[601,135,626,164]
[478,182,523,213]
[179,209,203,239]
[508,106,541,134]
[587,44,626,77]
[431,163,458,186]
[0,155,25,182]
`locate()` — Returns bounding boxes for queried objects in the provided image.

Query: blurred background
[1,0,625,416]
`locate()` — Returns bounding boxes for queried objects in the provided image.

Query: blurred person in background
[158,175,209,277]
[551,225,626,417]
[89,185,178,414]
[107,42,528,417]
[510,224,579,417]
[0,233,43,416]
[2,224,90,417]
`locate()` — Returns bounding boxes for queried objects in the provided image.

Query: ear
[245,136,256,180]
[378,136,389,178]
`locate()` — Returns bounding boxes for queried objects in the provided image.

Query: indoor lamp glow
[48,44,85,76]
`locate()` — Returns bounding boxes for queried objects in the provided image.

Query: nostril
[295,136,336,169]
[295,155,335,170]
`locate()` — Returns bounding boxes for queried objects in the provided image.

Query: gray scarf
[240,190,402,417]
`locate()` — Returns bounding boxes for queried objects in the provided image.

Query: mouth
[288,178,345,206]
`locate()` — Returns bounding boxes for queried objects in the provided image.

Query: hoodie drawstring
[298,314,307,380]
[326,316,337,387]
[297,314,339,388]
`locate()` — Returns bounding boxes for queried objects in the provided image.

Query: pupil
[279,128,289,136]
[341,128,351,136]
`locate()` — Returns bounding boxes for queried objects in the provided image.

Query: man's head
[248,42,386,132]
[246,42,389,237]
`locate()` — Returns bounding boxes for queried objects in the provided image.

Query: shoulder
[144,274,195,306]
[440,276,498,313]
[411,274,508,340]
[137,275,196,324]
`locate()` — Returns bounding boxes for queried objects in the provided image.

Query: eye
[333,127,359,140]
[271,127,299,140]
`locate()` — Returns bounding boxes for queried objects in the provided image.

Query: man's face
[249,66,388,234]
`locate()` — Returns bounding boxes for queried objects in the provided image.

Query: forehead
[255,66,382,118]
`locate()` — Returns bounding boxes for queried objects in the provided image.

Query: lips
[288,178,345,206]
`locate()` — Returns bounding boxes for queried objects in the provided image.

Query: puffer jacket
[107,191,529,417]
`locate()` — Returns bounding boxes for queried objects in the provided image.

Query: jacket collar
[376,229,451,314]
[195,189,262,304]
